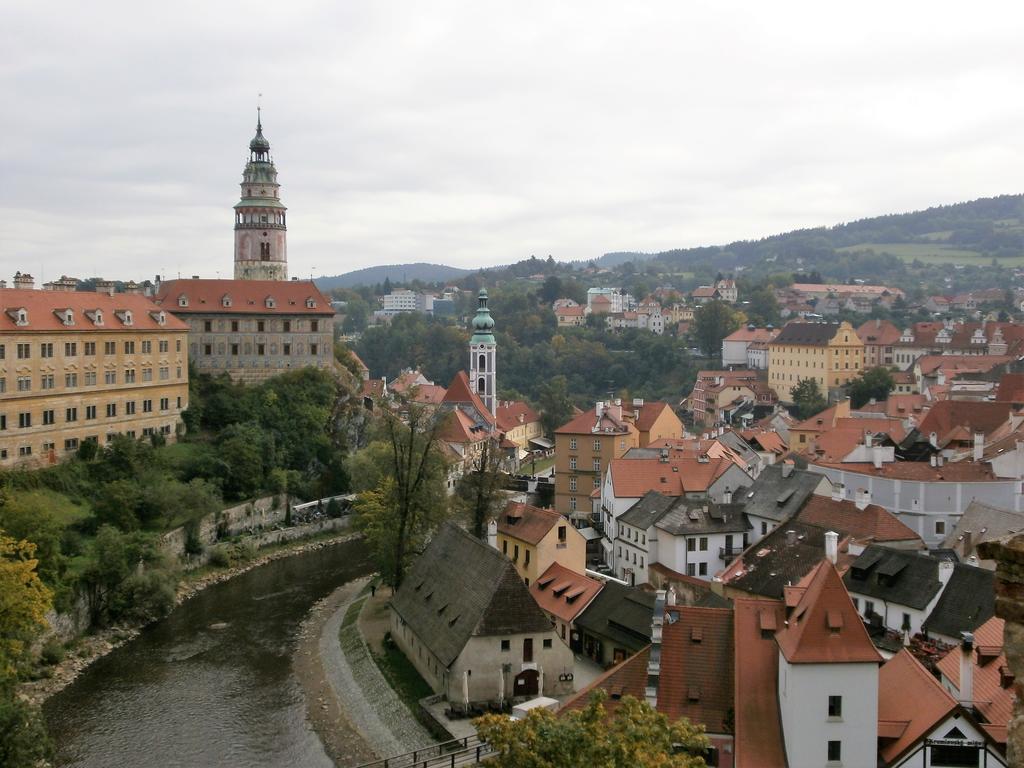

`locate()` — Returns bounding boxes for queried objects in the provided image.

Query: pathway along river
[45,539,373,768]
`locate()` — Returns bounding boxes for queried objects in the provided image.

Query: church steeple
[469,289,497,417]
[234,109,288,281]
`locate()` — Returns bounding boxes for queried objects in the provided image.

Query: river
[45,539,374,768]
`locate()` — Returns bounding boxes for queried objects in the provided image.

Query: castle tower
[234,109,288,281]
[469,289,496,417]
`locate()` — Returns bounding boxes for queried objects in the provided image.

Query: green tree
[538,375,575,436]
[847,366,895,408]
[691,301,740,359]
[0,693,53,768]
[454,439,506,539]
[475,690,710,768]
[790,378,828,420]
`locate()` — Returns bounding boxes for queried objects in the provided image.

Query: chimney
[95,280,115,297]
[824,530,839,565]
[647,590,666,709]
[929,431,939,449]
[659,448,669,464]
[865,432,873,448]
[973,432,984,463]
[786,529,797,546]
[666,586,677,607]
[831,483,845,503]
[13,271,34,290]
[962,530,973,557]
[487,519,498,550]
[855,488,870,510]
[939,558,955,587]
[872,446,884,470]
[930,454,938,468]
[723,487,733,504]
[937,454,944,468]
[781,461,794,479]
[959,632,975,710]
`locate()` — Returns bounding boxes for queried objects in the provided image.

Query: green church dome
[471,289,495,343]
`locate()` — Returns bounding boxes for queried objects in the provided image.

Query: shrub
[109,570,176,624]
[208,545,231,568]
[40,639,65,666]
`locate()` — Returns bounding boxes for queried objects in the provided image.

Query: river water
[45,539,373,768]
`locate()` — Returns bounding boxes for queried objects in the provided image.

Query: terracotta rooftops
[657,606,734,729]
[530,562,603,624]
[607,455,734,498]
[915,354,1015,377]
[774,561,881,664]
[996,372,1024,403]
[496,501,562,545]
[856,318,903,345]
[555,405,635,436]
[631,401,673,432]
[877,649,959,764]
[733,598,787,767]
[723,326,779,343]
[796,495,922,545]
[0,288,188,332]
[442,371,496,426]
[809,459,997,482]
[557,305,585,316]
[437,409,488,445]
[153,278,333,315]
[916,400,1014,442]
[559,645,649,718]
[495,400,540,432]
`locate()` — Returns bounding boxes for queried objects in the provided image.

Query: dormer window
[115,310,133,326]
[7,308,28,326]
[53,308,75,326]
[178,295,189,308]
[84,309,104,326]
[305,297,317,309]
[265,296,276,309]
[150,311,166,326]
[222,295,232,308]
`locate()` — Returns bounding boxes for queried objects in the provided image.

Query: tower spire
[470,289,497,417]
[235,106,287,281]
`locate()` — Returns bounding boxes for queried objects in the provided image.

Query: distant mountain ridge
[316,262,473,290]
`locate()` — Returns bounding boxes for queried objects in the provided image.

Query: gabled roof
[877,649,959,764]
[733,598,787,767]
[530,562,603,624]
[0,288,189,332]
[559,645,649,718]
[936,616,1014,742]
[917,400,1013,444]
[555,406,634,436]
[616,491,674,530]
[390,523,553,668]
[843,546,942,610]
[657,606,734,729]
[607,456,736,498]
[856,318,903,346]
[809,459,997,482]
[154,278,333,315]
[573,581,655,651]
[496,501,562,545]
[632,401,676,433]
[921,564,995,639]
[495,400,540,432]
[941,500,1024,560]
[442,370,496,426]
[437,409,488,445]
[723,326,779,343]
[775,561,881,664]
[796,495,922,545]
[655,500,750,537]
[739,429,787,455]
[739,463,825,524]
[771,321,842,346]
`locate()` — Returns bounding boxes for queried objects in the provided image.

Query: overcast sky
[2,2,1023,283]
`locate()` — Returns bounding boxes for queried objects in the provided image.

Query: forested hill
[317,262,472,290]
[630,194,1024,277]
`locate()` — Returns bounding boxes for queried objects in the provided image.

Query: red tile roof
[442,371,496,426]
[555,406,634,436]
[733,598,787,768]
[915,354,1015,377]
[607,456,734,498]
[496,501,562,545]
[0,288,189,332]
[559,645,649,718]
[691,286,720,298]
[632,401,675,433]
[917,400,1013,444]
[657,606,734,732]
[556,305,586,317]
[996,373,1024,403]
[774,561,882,664]
[877,648,958,764]
[529,562,603,624]
[495,400,540,433]
[796,495,922,545]
[739,430,787,455]
[856,318,903,346]
[723,326,779,343]
[936,616,1014,742]
[437,409,488,445]
[154,278,333,315]
[857,394,928,419]
[810,460,998,482]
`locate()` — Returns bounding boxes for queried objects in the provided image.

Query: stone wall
[977,534,1024,763]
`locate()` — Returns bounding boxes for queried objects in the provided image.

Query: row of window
[3,339,180,360]
[3,367,181,392]
[199,342,320,357]
[568,438,617,452]
[199,319,320,334]
[566,471,601,489]
[1,397,181,429]
[2,426,175,460]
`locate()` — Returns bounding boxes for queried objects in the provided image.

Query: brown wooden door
[513,668,538,697]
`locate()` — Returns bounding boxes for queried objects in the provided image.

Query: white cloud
[1,1,1022,281]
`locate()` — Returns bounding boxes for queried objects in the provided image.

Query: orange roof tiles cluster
[529,562,603,623]
[657,606,734,730]
[811,459,997,482]
[877,649,959,764]
[154,278,333,315]
[732,597,788,767]
[496,501,562,545]
[917,400,1015,445]
[495,400,540,432]
[774,561,882,664]
[0,288,189,332]
[442,371,496,426]
[796,495,922,545]
[607,455,734,497]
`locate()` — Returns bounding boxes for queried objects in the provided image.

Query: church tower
[469,289,497,417]
[234,110,288,281]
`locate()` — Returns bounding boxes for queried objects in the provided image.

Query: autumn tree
[354,403,448,587]
[475,690,710,768]
[0,535,52,679]
[691,300,740,359]
[454,439,507,539]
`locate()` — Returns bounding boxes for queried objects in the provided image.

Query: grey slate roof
[655,500,750,537]
[843,546,942,610]
[922,564,995,639]
[941,500,1024,558]
[772,321,841,346]
[573,581,655,651]
[725,520,834,599]
[740,464,825,524]
[390,522,553,668]
[617,491,674,530]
